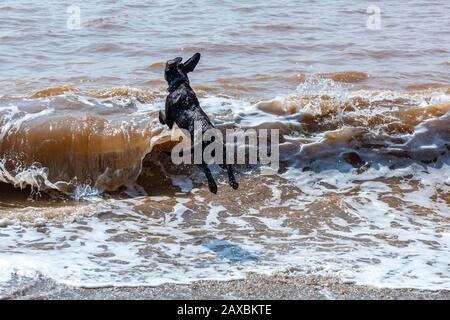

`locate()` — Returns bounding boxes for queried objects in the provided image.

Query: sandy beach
[2,272,449,300]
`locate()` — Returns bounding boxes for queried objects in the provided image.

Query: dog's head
[164,53,201,87]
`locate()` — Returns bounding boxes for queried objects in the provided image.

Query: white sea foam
[0,88,449,292]
[0,160,448,291]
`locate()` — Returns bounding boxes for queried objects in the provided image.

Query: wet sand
[4,272,450,300]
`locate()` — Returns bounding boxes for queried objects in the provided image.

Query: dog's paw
[208,183,218,194]
[230,181,239,190]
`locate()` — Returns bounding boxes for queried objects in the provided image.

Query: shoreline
[4,273,450,300]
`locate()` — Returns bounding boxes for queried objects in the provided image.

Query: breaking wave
[1,77,449,291]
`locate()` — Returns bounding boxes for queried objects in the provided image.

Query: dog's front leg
[159,110,166,125]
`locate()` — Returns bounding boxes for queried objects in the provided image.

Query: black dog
[159,53,238,194]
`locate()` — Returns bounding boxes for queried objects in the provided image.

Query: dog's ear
[183,53,201,73]
[167,57,183,68]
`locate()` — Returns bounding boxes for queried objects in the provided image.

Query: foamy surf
[0,164,448,291]
[0,77,449,294]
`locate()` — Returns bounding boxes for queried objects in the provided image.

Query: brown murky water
[0,1,449,292]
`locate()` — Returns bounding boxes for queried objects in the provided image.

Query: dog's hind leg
[220,145,238,190]
[199,163,218,194]
[225,164,239,190]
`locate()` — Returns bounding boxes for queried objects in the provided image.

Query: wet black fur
[159,53,238,194]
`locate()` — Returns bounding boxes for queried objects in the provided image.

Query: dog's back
[166,82,213,137]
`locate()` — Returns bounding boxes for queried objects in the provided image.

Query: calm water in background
[0,1,449,294]
[0,0,449,96]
